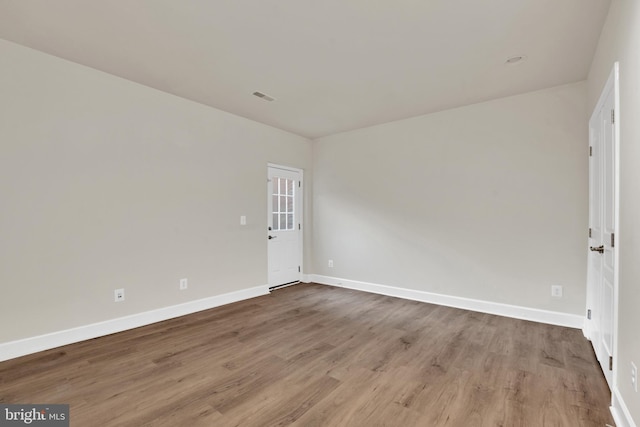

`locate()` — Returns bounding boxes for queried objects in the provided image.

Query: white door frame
[585,62,620,391]
[267,163,304,288]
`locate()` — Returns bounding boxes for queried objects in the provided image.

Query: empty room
[1,1,639,426]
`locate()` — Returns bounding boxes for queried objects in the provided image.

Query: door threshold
[269,281,301,292]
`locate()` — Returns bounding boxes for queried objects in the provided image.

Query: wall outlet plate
[114,288,125,302]
[180,278,188,290]
[551,285,563,298]
[328,260,334,268]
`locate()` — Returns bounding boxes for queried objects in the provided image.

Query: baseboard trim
[0,285,269,363]
[611,387,638,427]
[311,275,584,329]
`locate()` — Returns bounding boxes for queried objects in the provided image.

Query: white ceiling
[0,1,611,139]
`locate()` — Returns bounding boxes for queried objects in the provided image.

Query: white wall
[313,82,588,315]
[588,0,640,424]
[0,39,312,343]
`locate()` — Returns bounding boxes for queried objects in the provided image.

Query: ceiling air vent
[252,91,275,102]
[505,55,527,65]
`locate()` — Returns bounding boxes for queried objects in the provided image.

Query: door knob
[268,235,277,240]
[590,245,604,253]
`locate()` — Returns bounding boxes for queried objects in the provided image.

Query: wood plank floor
[0,283,614,426]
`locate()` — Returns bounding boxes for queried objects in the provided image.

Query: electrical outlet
[328,259,334,268]
[114,288,125,302]
[240,215,246,225]
[180,278,188,290]
[551,285,563,298]
[632,362,638,392]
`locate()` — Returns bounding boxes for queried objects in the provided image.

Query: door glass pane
[271,176,295,231]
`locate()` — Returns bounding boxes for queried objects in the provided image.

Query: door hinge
[298,266,301,273]
[609,356,613,371]
[299,181,301,188]
[611,109,615,124]
[588,228,592,238]
[611,233,615,248]
[589,146,593,157]
[298,223,301,230]
[587,309,592,320]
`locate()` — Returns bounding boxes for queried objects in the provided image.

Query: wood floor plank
[0,283,614,426]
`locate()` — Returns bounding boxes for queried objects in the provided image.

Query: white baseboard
[301,274,312,283]
[0,285,269,363]
[611,387,638,427]
[310,275,584,329]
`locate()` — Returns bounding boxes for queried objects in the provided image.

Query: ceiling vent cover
[505,55,527,65]
[253,91,275,102]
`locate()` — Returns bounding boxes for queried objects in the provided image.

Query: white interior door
[587,113,603,364]
[267,165,302,288]
[587,63,618,389]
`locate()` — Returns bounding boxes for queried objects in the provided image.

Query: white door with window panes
[267,166,302,288]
